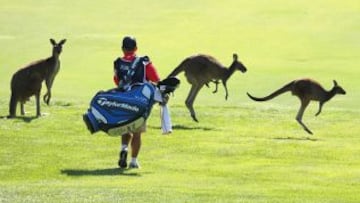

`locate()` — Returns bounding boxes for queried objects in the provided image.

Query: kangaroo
[168,53,247,122]
[8,38,66,118]
[247,78,346,134]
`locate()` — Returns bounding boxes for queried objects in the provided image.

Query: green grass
[1,0,360,202]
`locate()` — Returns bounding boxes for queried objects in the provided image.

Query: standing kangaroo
[168,53,247,122]
[247,78,346,134]
[8,38,66,118]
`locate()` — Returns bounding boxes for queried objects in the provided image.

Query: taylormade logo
[97,97,139,112]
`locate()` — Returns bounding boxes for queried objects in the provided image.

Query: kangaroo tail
[247,81,294,102]
[167,59,188,78]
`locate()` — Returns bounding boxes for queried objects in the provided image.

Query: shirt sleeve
[145,62,160,83]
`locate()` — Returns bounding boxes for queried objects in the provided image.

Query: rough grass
[1,0,360,202]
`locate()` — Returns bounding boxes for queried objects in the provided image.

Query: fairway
[1,0,360,202]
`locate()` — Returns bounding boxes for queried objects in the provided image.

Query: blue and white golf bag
[83,77,179,136]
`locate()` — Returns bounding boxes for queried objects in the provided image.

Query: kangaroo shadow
[148,124,215,131]
[1,115,38,123]
[61,168,141,177]
[173,124,215,131]
[273,137,319,142]
[52,101,72,107]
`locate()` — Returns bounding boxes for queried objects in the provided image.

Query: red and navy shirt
[113,52,160,90]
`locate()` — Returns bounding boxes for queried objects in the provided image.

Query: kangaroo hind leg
[295,99,313,135]
[185,85,202,122]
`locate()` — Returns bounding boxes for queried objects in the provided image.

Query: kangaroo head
[333,80,346,95]
[50,38,66,56]
[230,53,247,73]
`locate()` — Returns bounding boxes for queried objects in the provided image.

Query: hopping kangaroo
[247,78,346,134]
[8,38,66,118]
[168,53,247,122]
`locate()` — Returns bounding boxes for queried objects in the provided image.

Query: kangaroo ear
[59,39,66,45]
[333,80,338,86]
[50,39,56,45]
[233,53,238,61]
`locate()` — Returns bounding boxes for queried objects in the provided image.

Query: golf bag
[83,77,179,136]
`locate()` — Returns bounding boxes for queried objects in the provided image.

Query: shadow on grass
[273,137,318,142]
[148,124,215,131]
[53,101,72,107]
[0,115,38,123]
[61,168,141,177]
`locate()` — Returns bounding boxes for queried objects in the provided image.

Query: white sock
[121,144,128,151]
[131,157,137,163]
